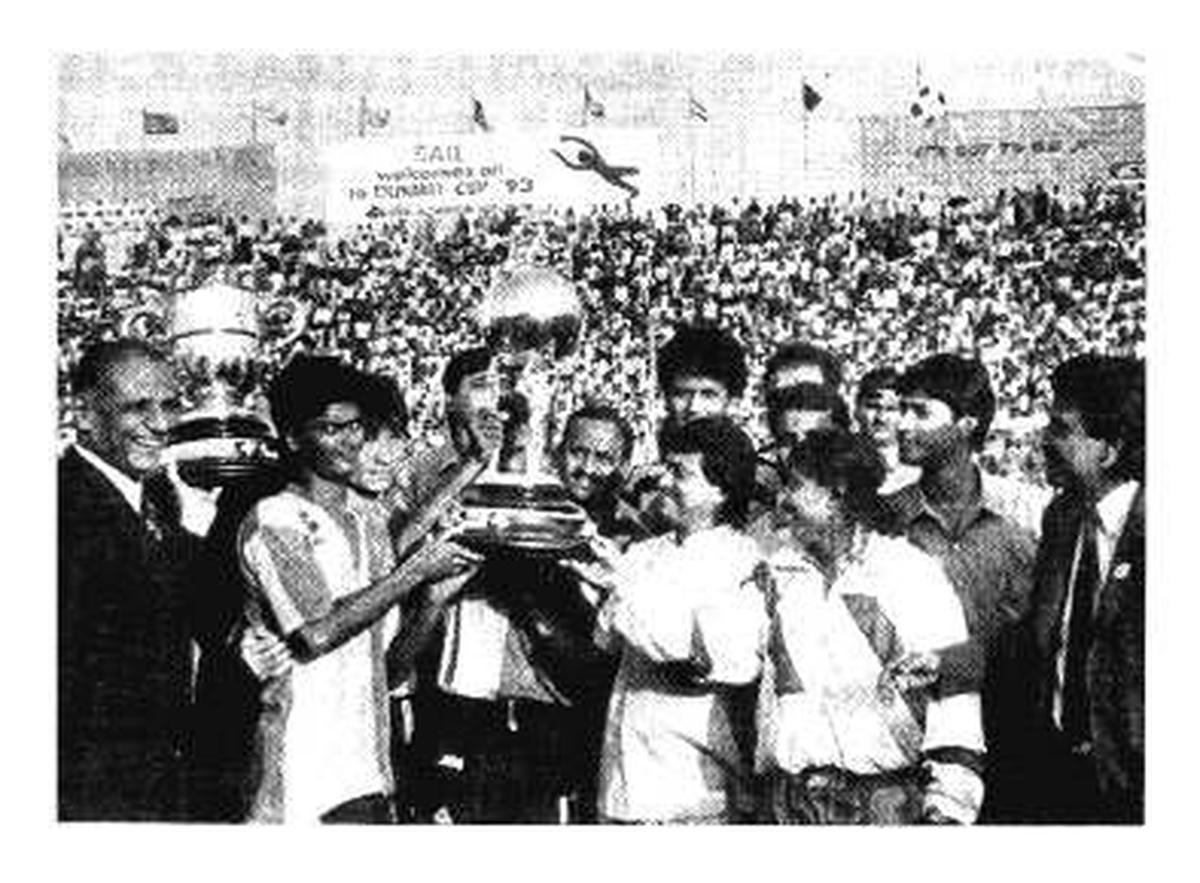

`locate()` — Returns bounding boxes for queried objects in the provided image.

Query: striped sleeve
[238,506,333,637]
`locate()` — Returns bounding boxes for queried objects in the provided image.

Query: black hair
[365,372,409,437]
[267,354,390,440]
[765,383,851,440]
[787,427,889,530]
[71,337,171,396]
[562,403,635,461]
[441,346,493,397]
[656,324,748,399]
[764,341,843,391]
[658,415,757,528]
[855,367,902,404]
[1050,354,1145,483]
[897,354,996,449]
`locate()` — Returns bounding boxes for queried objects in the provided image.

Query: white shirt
[759,532,985,823]
[1052,480,1140,727]
[72,444,217,537]
[596,526,765,823]
[239,490,395,822]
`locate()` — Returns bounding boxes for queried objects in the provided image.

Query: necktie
[141,471,181,543]
[1062,510,1100,745]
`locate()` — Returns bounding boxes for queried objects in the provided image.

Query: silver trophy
[166,281,279,488]
[456,266,589,553]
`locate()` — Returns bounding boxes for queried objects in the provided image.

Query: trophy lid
[172,281,259,340]
[478,266,583,360]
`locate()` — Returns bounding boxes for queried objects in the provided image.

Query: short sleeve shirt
[238,488,395,822]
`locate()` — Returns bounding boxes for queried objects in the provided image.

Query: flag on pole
[910,85,948,127]
[909,63,947,128]
[687,93,708,123]
[802,82,823,112]
[254,102,289,126]
[360,99,390,131]
[142,110,180,135]
[472,97,490,132]
[583,86,606,121]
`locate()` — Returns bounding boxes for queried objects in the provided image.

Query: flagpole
[250,102,258,145]
[802,81,810,182]
[687,89,697,208]
[358,95,365,138]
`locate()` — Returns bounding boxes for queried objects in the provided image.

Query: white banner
[859,104,1143,200]
[320,129,665,226]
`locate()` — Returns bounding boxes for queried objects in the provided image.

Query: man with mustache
[1009,354,1144,823]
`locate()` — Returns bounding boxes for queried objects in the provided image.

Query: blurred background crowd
[57,180,1145,482]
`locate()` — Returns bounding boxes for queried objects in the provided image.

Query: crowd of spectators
[56,180,1145,484]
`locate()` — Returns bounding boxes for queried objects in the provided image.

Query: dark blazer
[1020,485,1144,822]
[58,448,203,821]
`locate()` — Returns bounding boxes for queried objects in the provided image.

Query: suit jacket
[58,448,203,821]
[1022,484,1144,822]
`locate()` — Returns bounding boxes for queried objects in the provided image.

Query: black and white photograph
[28,4,1191,873]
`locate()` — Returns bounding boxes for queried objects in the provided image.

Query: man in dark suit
[1005,354,1144,823]
[58,338,203,821]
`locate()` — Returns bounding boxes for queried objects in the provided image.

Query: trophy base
[167,413,280,489]
[457,477,589,554]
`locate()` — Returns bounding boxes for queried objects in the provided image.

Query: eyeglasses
[307,416,366,439]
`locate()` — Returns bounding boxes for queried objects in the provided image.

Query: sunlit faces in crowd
[351,374,410,497]
[268,355,393,487]
[655,325,748,430]
[653,416,758,533]
[1040,354,1144,494]
[659,451,727,527]
[854,369,902,450]
[441,347,506,459]
[450,364,502,421]
[1041,406,1113,492]
[896,394,963,466]
[293,401,369,484]
[353,422,409,496]
[75,342,183,480]
[772,428,887,563]
[766,384,847,450]
[664,375,733,427]
[557,409,633,506]
[894,355,995,469]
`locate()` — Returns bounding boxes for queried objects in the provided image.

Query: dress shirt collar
[889,463,998,533]
[1094,480,1139,545]
[74,444,142,514]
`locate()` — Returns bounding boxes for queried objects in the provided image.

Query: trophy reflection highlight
[167,281,279,488]
[456,266,589,553]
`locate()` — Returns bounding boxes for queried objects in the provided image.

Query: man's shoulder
[242,489,308,534]
[58,447,125,520]
[879,480,924,529]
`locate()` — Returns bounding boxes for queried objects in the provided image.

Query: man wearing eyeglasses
[236,356,483,823]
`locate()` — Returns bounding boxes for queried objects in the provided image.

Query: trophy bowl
[457,266,589,552]
[456,476,590,555]
[166,281,280,488]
